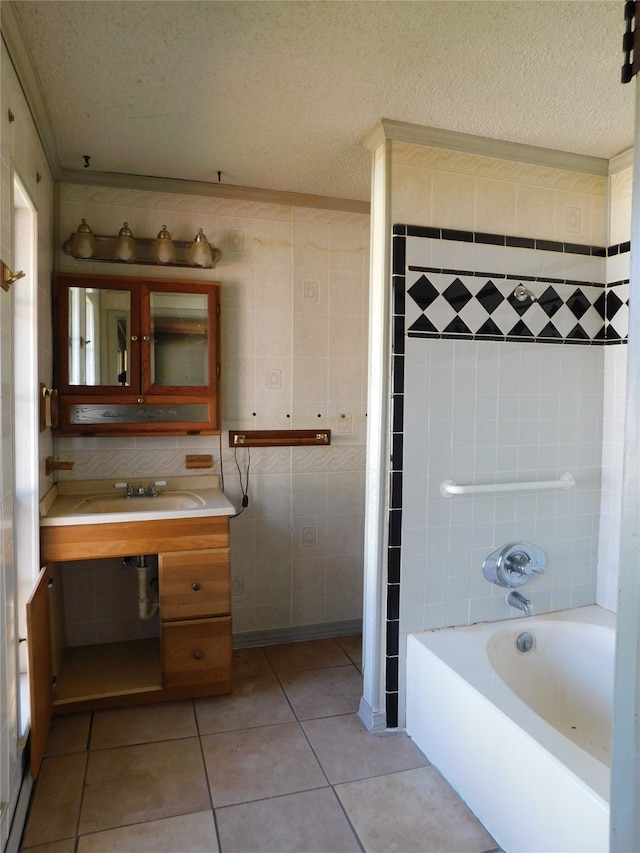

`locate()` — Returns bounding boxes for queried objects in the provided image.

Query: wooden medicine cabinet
[52,272,221,435]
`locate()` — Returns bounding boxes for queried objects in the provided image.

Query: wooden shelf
[229,429,331,447]
[54,638,162,705]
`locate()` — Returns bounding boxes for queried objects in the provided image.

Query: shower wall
[383,139,626,726]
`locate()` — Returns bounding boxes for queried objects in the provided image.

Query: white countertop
[40,475,236,526]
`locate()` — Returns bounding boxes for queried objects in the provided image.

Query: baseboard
[5,767,33,853]
[232,619,362,650]
[358,696,389,732]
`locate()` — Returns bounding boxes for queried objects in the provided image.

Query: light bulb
[187,228,213,268]
[151,225,176,265]
[70,218,97,259]
[113,222,136,262]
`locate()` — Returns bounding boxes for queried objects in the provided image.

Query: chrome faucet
[507,590,533,617]
[123,482,158,497]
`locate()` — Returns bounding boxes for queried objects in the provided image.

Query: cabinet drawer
[162,616,231,688]
[159,549,230,620]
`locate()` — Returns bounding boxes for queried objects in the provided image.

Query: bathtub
[406,605,615,853]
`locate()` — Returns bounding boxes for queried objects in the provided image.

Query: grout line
[73,711,92,842]
[26,637,503,853]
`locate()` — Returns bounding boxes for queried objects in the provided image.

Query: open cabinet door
[26,565,54,779]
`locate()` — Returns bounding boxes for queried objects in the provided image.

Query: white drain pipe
[133,555,159,621]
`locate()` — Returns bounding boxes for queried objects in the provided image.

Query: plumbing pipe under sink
[123,555,159,621]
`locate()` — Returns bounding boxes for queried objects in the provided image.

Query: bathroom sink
[73,491,206,514]
[40,475,236,527]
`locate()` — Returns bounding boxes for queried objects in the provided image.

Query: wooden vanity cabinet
[52,272,221,436]
[29,516,232,778]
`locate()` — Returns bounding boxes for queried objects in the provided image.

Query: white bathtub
[406,605,615,853]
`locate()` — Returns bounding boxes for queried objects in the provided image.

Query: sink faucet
[122,482,158,497]
[115,480,164,497]
[507,590,533,616]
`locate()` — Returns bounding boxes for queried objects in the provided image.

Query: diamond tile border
[383,224,629,727]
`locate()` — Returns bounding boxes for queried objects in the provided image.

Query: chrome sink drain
[516,631,534,653]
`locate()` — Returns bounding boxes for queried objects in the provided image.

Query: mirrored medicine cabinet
[53,272,221,435]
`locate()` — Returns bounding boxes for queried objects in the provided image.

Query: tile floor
[20,635,500,853]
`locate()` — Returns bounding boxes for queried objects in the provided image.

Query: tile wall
[390,228,620,725]
[380,140,626,726]
[56,185,369,642]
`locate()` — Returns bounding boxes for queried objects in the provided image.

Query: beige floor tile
[90,700,197,749]
[77,810,218,853]
[264,638,352,673]
[279,664,362,719]
[44,713,91,757]
[201,721,327,807]
[335,634,362,668]
[216,787,361,853]
[335,766,497,853]
[21,752,87,848]
[302,712,429,783]
[78,737,210,835]
[195,675,294,734]
[19,840,76,853]
[232,646,274,678]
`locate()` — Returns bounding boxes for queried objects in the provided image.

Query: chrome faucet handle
[126,483,134,497]
[504,552,530,574]
[483,542,546,588]
[147,482,157,496]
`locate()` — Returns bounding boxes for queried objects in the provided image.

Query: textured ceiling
[10,0,635,201]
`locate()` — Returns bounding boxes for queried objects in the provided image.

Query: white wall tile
[57,186,369,637]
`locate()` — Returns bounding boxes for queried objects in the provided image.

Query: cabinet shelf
[62,233,222,270]
[55,639,162,705]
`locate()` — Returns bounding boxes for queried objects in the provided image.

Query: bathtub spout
[507,590,533,616]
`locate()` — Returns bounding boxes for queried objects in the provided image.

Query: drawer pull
[192,582,202,591]
[194,650,204,660]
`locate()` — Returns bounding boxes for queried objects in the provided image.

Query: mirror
[150,291,208,386]
[68,287,130,386]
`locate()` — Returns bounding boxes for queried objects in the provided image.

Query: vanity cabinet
[159,548,232,688]
[52,272,221,435]
[29,516,232,778]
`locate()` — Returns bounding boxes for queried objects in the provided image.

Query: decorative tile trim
[396,223,607,257]
[406,271,606,345]
[391,142,607,196]
[395,223,629,346]
[56,443,367,480]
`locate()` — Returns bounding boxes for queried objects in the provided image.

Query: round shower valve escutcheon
[482,542,546,588]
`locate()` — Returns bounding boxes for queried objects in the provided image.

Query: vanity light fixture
[70,218,97,259]
[112,221,137,262]
[63,222,222,268]
[187,228,214,268]
[151,225,177,264]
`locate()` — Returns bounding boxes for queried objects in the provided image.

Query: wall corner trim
[609,148,634,174]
